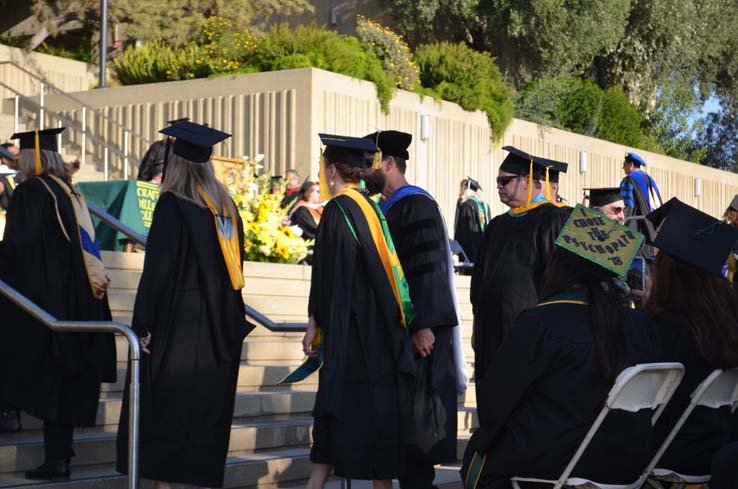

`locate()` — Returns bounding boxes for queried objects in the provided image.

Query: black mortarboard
[647,198,738,276]
[499,146,549,178]
[467,177,482,192]
[159,121,230,163]
[167,117,190,125]
[538,157,568,183]
[320,133,378,169]
[586,188,624,207]
[363,130,412,160]
[11,128,65,153]
[728,194,738,212]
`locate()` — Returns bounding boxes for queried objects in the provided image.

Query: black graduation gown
[462,302,660,487]
[0,175,116,426]
[454,198,485,263]
[308,192,415,480]
[137,141,166,181]
[384,193,459,466]
[290,204,320,240]
[0,174,14,209]
[652,311,733,475]
[470,203,568,381]
[116,191,253,488]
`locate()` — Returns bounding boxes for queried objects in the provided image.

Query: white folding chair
[510,362,684,489]
[642,368,738,489]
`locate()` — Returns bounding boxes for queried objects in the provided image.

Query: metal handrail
[0,60,152,180]
[82,205,307,332]
[0,278,140,489]
[88,201,148,247]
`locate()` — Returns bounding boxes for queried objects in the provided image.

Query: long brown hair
[645,251,738,368]
[540,248,630,383]
[160,154,233,214]
[724,208,738,226]
[328,160,386,195]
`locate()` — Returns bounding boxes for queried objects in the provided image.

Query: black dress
[116,192,254,488]
[653,311,734,475]
[462,301,660,488]
[384,192,459,468]
[308,191,415,480]
[470,204,569,382]
[0,175,116,426]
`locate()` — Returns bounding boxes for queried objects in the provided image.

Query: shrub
[197,16,257,74]
[112,41,210,85]
[355,15,419,91]
[414,42,513,141]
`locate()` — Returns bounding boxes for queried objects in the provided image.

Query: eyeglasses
[496,175,521,187]
[609,207,625,215]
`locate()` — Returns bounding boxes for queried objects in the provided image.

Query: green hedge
[415,42,513,141]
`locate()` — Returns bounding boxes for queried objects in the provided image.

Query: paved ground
[322,465,463,488]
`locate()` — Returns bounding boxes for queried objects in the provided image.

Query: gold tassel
[34,131,42,176]
[372,150,383,169]
[318,153,333,199]
[526,158,533,206]
[545,166,552,201]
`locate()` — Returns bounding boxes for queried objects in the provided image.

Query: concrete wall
[0,44,96,101]
[30,67,738,227]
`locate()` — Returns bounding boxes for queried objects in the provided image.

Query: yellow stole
[197,187,244,290]
[335,185,412,327]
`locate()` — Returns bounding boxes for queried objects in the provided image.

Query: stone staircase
[0,252,477,488]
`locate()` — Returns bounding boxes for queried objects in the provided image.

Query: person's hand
[412,328,435,357]
[140,332,152,355]
[302,316,320,359]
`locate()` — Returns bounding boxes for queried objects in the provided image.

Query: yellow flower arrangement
[217,156,311,264]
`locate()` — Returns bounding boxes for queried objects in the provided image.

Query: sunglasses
[496,175,521,186]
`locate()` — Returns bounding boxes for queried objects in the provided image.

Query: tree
[694,100,738,172]
[27,0,313,49]
[382,0,480,48]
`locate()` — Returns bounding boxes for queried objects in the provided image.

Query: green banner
[76,180,160,251]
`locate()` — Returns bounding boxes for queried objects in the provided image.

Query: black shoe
[24,460,71,481]
[0,409,20,433]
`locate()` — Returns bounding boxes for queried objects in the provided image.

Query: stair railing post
[39,82,45,130]
[126,331,141,489]
[124,131,129,179]
[82,107,87,167]
[104,146,109,181]
[13,95,18,134]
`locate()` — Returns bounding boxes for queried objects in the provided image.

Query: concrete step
[0,416,314,473]
[20,390,317,430]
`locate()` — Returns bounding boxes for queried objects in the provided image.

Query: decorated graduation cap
[728,194,738,212]
[319,133,377,169]
[11,128,66,176]
[586,187,624,207]
[625,151,647,167]
[647,197,738,276]
[364,130,412,162]
[159,121,230,164]
[555,204,644,277]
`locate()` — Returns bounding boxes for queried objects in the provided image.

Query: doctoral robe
[454,197,489,264]
[653,311,733,475]
[383,192,459,466]
[0,175,116,426]
[116,191,253,488]
[462,301,660,487]
[470,203,568,382]
[308,191,415,480]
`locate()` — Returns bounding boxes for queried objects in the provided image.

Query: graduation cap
[363,130,412,160]
[166,117,190,125]
[159,121,230,163]
[0,146,15,161]
[499,146,549,178]
[647,198,738,276]
[467,177,482,192]
[728,194,738,212]
[11,128,65,153]
[586,188,624,207]
[319,133,377,169]
[539,157,568,183]
[625,151,647,167]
